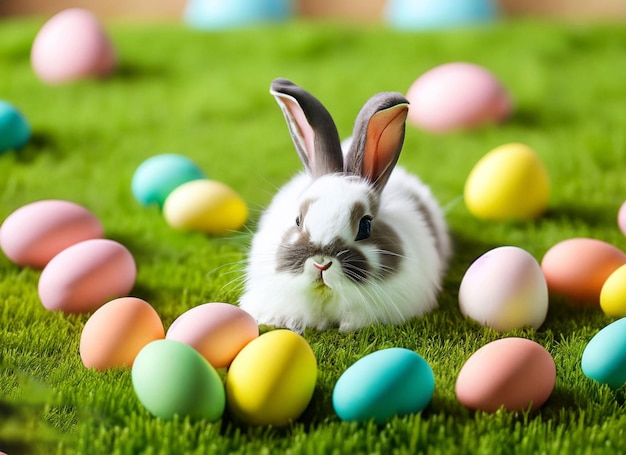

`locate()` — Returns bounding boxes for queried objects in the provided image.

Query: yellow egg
[163,179,248,234]
[600,264,626,317]
[464,143,550,221]
[225,329,317,426]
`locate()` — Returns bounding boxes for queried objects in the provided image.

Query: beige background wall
[1,0,626,21]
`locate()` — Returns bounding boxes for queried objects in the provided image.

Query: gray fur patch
[365,219,403,278]
[407,193,445,257]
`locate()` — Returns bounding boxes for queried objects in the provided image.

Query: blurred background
[1,0,626,21]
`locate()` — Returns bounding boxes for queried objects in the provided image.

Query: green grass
[1,15,626,455]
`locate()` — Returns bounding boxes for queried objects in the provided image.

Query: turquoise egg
[132,339,225,421]
[386,0,497,31]
[582,317,626,388]
[184,0,292,30]
[131,154,205,208]
[332,348,434,424]
[0,100,30,153]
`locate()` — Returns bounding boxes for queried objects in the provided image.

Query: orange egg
[541,238,626,305]
[80,297,164,370]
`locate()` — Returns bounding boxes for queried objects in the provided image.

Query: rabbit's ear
[345,93,409,192]
[270,78,343,178]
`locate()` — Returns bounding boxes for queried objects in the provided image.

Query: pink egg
[31,8,116,84]
[455,337,556,413]
[406,62,512,133]
[541,238,626,305]
[166,302,259,369]
[0,199,104,268]
[80,297,165,370]
[38,239,136,313]
[619,201,626,236]
[459,246,548,331]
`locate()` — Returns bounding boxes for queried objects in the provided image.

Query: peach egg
[80,297,164,370]
[406,62,512,133]
[38,239,136,313]
[166,302,259,369]
[31,8,116,84]
[455,337,556,412]
[0,199,104,268]
[541,238,626,305]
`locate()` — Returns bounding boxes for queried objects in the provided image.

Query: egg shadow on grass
[6,131,60,164]
[112,60,172,82]
[539,204,617,230]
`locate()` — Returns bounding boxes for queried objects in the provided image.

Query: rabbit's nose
[313,261,332,271]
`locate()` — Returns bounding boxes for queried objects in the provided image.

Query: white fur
[239,166,451,333]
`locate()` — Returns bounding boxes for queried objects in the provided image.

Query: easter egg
[132,339,225,420]
[406,62,511,133]
[386,0,497,31]
[31,8,116,84]
[0,100,30,153]
[600,265,626,317]
[80,297,165,370]
[184,0,292,30]
[582,318,626,388]
[455,337,556,412]
[459,246,548,331]
[163,179,248,234]
[332,348,434,424]
[464,143,550,221]
[225,329,317,426]
[0,199,104,268]
[131,154,206,208]
[618,201,626,236]
[38,239,136,313]
[166,302,258,368]
[541,238,626,305]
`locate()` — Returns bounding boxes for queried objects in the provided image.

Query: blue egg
[582,317,626,388]
[131,154,206,208]
[0,100,31,153]
[333,348,434,424]
[386,0,497,31]
[184,0,292,30]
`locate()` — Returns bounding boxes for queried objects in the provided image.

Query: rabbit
[238,78,451,333]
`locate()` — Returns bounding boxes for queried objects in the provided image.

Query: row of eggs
[79,297,558,424]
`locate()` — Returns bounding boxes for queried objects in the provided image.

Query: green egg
[132,339,225,421]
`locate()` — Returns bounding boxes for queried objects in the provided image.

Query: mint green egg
[332,348,434,424]
[132,339,225,420]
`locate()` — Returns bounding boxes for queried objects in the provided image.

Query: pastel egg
[541,238,626,305]
[459,246,548,331]
[0,100,31,153]
[618,201,626,236]
[132,339,225,421]
[582,318,626,388]
[332,348,434,424]
[455,337,556,412]
[31,8,116,84]
[163,179,248,235]
[166,302,258,369]
[0,199,104,268]
[131,154,206,208]
[225,329,317,426]
[600,265,626,317]
[406,62,511,133]
[38,239,136,313]
[464,143,550,221]
[80,297,164,370]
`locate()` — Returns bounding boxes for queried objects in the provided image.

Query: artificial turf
[1,15,626,455]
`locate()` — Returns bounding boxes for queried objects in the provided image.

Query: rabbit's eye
[295,215,301,227]
[355,216,372,241]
